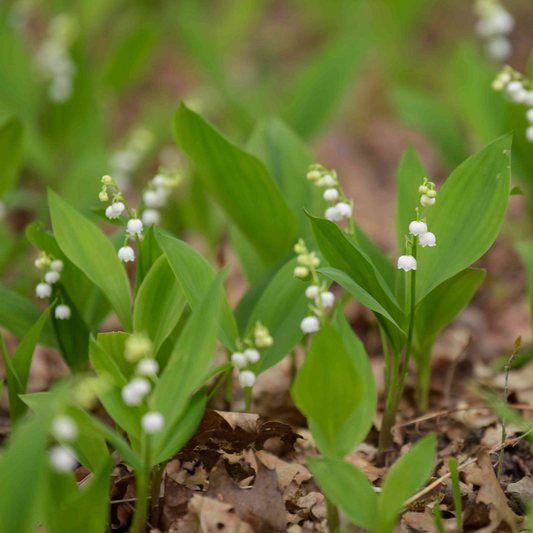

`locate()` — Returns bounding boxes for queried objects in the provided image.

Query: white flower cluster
[293,240,335,335]
[474,0,514,61]
[492,67,533,142]
[109,128,154,189]
[120,334,165,434]
[397,180,438,272]
[306,165,353,225]
[34,253,71,320]
[99,175,143,263]
[49,415,78,473]
[230,322,273,389]
[35,14,78,103]
[141,170,181,227]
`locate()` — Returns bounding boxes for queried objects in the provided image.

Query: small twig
[110,496,152,505]
[498,335,522,481]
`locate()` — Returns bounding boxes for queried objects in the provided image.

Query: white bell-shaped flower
[335,202,352,219]
[506,81,523,95]
[50,259,64,272]
[36,283,52,299]
[408,221,428,236]
[397,255,417,272]
[231,352,247,369]
[325,206,342,221]
[244,349,260,364]
[141,412,164,434]
[305,285,320,299]
[52,415,78,441]
[112,202,125,215]
[143,190,164,208]
[316,291,335,308]
[420,195,436,207]
[45,271,60,284]
[419,232,436,248]
[323,188,339,201]
[55,304,71,320]
[301,316,320,333]
[49,445,78,473]
[118,246,135,262]
[323,174,335,187]
[239,370,256,388]
[486,36,512,61]
[136,358,159,377]
[105,205,120,220]
[142,209,160,226]
[153,174,167,187]
[127,218,143,235]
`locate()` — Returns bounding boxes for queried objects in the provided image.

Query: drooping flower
[136,358,159,377]
[301,316,320,334]
[36,283,52,299]
[239,370,256,388]
[397,255,417,272]
[419,232,437,248]
[316,291,335,308]
[323,188,339,201]
[55,304,71,320]
[49,445,78,473]
[52,415,78,441]
[408,221,428,236]
[50,259,64,272]
[127,218,143,235]
[45,271,60,284]
[305,285,320,299]
[244,349,260,364]
[118,246,135,262]
[231,352,247,369]
[141,412,164,434]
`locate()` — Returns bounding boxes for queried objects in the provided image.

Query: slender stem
[290,351,298,382]
[244,387,252,413]
[380,326,391,393]
[207,368,231,402]
[326,498,341,533]
[449,457,463,530]
[150,460,168,529]
[131,435,151,533]
[433,502,446,533]
[225,350,234,411]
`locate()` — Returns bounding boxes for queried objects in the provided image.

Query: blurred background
[1,0,533,406]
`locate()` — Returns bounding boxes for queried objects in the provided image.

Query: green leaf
[396,145,429,251]
[416,135,512,301]
[159,232,238,351]
[51,287,89,373]
[246,116,326,238]
[414,268,486,352]
[244,258,310,373]
[172,104,298,264]
[307,457,379,532]
[281,34,363,139]
[309,214,405,351]
[152,273,224,451]
[1,304,53,425]
[292,323,364,457]
[96,332,133,380]
[89,336,127,388]
[0,285,57,348]
[510,185,524,196]
[134,255,186,354]
[333,311,377,456]
[379,434,436,533]
[48,189,133,331]
[135,224,163,290]
[0,117,23,197]
[152,389,207,465]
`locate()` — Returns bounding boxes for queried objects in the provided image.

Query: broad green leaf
[152,389,207,465]
[281,34,363,139]
[159,233,238,351]
[292,324,364,457]
[89,336,127,388]
[391,86,468,169]
[97,332,133,379]
[103,20,159,91]
[0,285,57,348]
[0,117,23,197]
[152,273,224,448]
[172,104,298,264]
[244,258,310,373]
[334,311,377,455]
[230,224,269,283]
[309,214,405,351]
[48,189,133,331]
[1,304,53,425]
[134,255,186,354]
[51,287,90,373]
[414,268,486,352]
[396,145,429,251]
[379,434,436,533]
[246,116,326,237]
[416,134,512,301]
[307,457,379,532]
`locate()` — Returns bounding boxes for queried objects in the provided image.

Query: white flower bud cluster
[230,321,273,389]
[293,240,335,335]
[33,253,71,319]
[109,128,154,189]
[492,67,533,142]
[307,164,353,225]
[35,14,79,104]
[141,170,181,227]
[474,0,514,61]
[49,414,79,473]
[397,181,438,272]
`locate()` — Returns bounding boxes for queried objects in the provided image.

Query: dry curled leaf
[189,494,254,533]
[206,456,287,532]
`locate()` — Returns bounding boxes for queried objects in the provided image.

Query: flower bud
[231,352,247,369]
[50,259,64,272]
[142,412,165,434]
[297,254,309,266]
[36,283,52,299]
[294,266,309,278]
[244,349,260,364]
[137,358,159,376]
[112,202,125,215]
[101,175,113,186]
[323,188,339,201]
[408,221,428,236]
[397,255,417,272]
[142,209,160,226]
[99,190,108,202]
[238,370,256,388]
[52,415,78,441]
[418,185,428,194]
[118,246,135,262]
[305,285,320,299]
[307,170,321,181]
[420,195,436,207]
[419,232,436,248]
[426,189,437,199]
[310,257,320,268]
[323,174,335,187]
[49,445,78,473]
[316,291,335,308]
[55,304,71,320]
[301,316,320,334]
[294,241,307,255]
[45,271,60,284]
[335,202,352,219]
